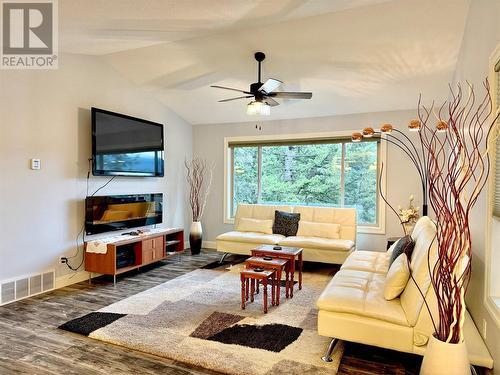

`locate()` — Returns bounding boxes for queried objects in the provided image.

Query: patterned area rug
[60,264,344,375]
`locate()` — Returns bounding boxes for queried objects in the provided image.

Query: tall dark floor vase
[189,221,202,255]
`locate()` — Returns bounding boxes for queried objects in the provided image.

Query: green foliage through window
[231,140,379,225]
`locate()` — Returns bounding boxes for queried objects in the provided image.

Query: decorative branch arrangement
[353,79,500,344]
[417,80,500,343]
[185,158,215,221]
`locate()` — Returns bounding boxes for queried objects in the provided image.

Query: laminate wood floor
[0,250,422,375]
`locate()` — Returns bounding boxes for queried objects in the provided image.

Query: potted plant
[398,195,419,235]
[416,81,500,374]
[185,158,214,255]
[374,81,499,373]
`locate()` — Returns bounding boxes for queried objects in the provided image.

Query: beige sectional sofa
[316,216,493,369]
[216,204,356,264]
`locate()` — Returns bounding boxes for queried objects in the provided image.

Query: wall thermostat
[30,158,41,170]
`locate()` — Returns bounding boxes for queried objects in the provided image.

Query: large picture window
[228,137,380,226]
[493,60,500,219]
[488,54,500,318]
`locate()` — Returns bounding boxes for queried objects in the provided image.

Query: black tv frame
[85,193,163,235]
[91,107,165,177]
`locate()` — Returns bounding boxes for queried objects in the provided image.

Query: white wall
[192,110,423,251]
[452,0,500,372]
[0,53,192,282]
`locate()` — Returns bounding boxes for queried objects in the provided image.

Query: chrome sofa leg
[219,252,229,264]
[470,365,478,375]
[321,338,338,362]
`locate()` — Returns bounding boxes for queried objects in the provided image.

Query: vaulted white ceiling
[60,0,471,124]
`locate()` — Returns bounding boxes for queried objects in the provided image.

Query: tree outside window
[231,140,379,225]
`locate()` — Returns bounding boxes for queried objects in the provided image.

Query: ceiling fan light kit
[211,52,312,116]
[246,100,270,116]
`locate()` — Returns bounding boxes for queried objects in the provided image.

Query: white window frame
[223,131,387,234]
[484,43,500,328]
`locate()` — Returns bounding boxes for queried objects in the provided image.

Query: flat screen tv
[92,107,164,177]
[85,193,163,235]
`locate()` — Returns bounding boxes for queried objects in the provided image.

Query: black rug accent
[59,312,126,336]
[207,323,303,352]
[201,261,228,270]
[201,255,247,270]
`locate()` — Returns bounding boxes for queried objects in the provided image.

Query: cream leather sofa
[317,216,493,369]
[216,204,356,264]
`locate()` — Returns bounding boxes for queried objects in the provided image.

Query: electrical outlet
[30,158,41,170]
[482,319,487,339]
[59,257,68,264]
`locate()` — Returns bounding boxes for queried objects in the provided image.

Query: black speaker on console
[116,247,135,268]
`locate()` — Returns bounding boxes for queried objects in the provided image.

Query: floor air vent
[0,270,55,306]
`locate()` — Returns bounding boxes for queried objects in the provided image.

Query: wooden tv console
[85,228,184,284]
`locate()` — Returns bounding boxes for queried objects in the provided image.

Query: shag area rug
[60,264,344,374]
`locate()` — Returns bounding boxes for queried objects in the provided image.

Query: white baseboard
[203,241,216,249]
[53,241,216,291]
[55,270,94,289]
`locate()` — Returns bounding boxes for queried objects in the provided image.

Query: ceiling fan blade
[218,96,254,103]
[211,85,252,94]
[271,92,313,99]
[264,97,279,107]
[258,78,283,94]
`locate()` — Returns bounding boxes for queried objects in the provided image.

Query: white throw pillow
[236,218,273,234]
[384,253,410,300]
[296,221,340,239]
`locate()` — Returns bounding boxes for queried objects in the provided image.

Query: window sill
[224,218,235,225]
[223,217,384,235]
[485,295,500,330]
[357,225,385,235]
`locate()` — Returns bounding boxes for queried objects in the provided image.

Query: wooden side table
[240,269,276,313]
[245,256,288,306]
[251,245,303,298]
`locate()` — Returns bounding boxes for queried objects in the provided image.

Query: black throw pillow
[272,211,300,237]
[389,235,415,267]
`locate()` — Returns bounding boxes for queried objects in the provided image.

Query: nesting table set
[240,245,303,313]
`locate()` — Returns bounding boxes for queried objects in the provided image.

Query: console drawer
[142,248,154,264]
[142,236,163,251]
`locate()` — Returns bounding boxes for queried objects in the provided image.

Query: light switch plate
[30,159,41,170]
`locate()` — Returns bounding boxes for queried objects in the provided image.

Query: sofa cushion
[389,235,414,267]
[400,217,438,326]
[272,210,300,237]
[384,253,410,300]
[297,221,340,239]
[236,218,273,234]
[293,206,357,242]
[316,269,409,326]
[341,250,390,274]
[278,236,354,252]
[235,204,292,228]
[216,231,285,245]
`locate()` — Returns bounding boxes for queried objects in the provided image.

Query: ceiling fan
[210,52,312,116]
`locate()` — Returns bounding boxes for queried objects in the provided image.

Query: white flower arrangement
[398,195,420,224]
